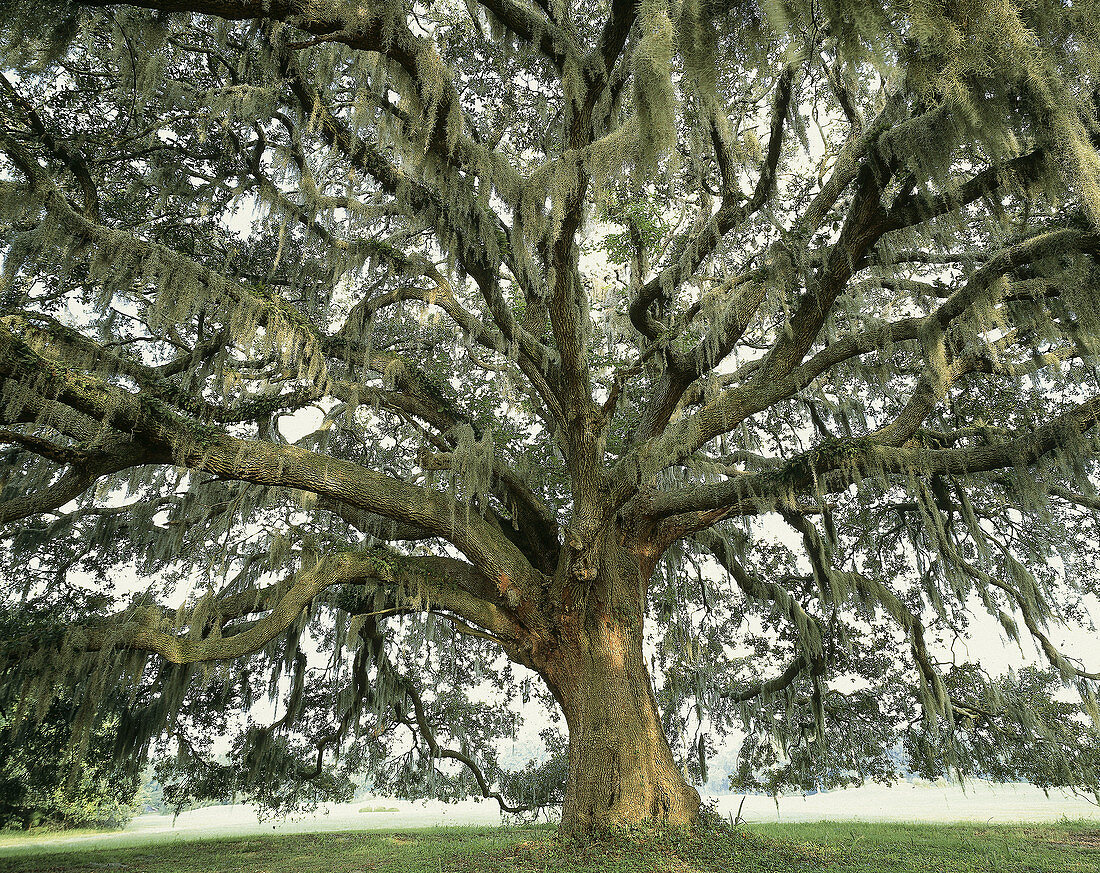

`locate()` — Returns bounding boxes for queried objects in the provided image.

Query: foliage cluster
[0,694,140,831]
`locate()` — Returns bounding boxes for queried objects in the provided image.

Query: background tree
[2,0,1100,838]
[0,689,141,830]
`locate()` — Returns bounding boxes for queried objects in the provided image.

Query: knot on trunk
[566,524,602,582]
[570,553,598,582]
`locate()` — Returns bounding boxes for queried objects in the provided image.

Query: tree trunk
[538,538,700,836]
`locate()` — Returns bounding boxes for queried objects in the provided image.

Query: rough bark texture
[548,623,701,834]
[536,530,701,835]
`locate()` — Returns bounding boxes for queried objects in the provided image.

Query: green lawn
[1,818,1098,872]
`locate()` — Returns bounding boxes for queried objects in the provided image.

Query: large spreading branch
[627,63,798,343]
[613,193,1099,511]
[0,324,548,611]
[644,394,1100,523]
[2,549,532,670]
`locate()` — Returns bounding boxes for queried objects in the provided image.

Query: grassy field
[1,817,1099,872]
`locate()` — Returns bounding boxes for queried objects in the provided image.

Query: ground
[1,820,1100,872]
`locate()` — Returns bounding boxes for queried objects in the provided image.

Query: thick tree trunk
[538,536,700,835]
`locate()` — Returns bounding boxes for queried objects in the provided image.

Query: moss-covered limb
[642,393,1100,524]
[231,552,534,649]
[870,367,968,451]
[865,322,992,451]
[694,524,829,743]
[0,70,99,219]
[3,309,160,385]
[273,43,565,428]
[225,106,469,292]
[928,226,1100,333]
[877,342,1080,449]
[156,330,230,379]
[0,123,46,191]
[317,418,560,574]
[722,653,814,703]
[83,551,373,665]
[782,511,952,720]
[0,450,144,526]
[782,242,1087,450]
[355,554,541,647]
[884,148,1049,232]
[0,322,305,449]
[472,0,575,70]
[331,348,515,463]
[822,49,862,127]
[627,62,799,341]
[0,325,547,606]
[1,381,120,455]
[609,325,906,509]
[60,548,526,669]
[183,434,548,606]
[682,280,769,377]
[399,444,560,570]
[786,317,928,392]
[331,350,463,437]
[546,195,597,445]
[617,228,1099,507]
[543,37,669,440]
[1047,484,1100,511]
[851,238,1095,446]
[0,428,86,466]
[630,280,770,446]
[0,328,173,458]
[683,291,917,403]
[867,247,990,268]
[759,159,896,384]
[188,419,550,608]
[546,35,611,422]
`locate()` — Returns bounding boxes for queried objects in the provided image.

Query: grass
[0,817,1098,872]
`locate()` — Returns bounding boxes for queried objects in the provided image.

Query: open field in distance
[2,780,1099,856]
[0,779,1097,872]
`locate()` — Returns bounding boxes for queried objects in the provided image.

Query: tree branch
[627,63,798,340]
[644,394,1100,521]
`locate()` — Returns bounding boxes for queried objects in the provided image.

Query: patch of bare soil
[1041,831,1100,851]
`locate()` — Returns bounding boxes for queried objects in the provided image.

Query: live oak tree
[3,0,1100,837]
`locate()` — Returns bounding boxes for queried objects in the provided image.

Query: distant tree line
[0,694,141,830]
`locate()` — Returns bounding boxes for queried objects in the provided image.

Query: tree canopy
[2,0,1100,837]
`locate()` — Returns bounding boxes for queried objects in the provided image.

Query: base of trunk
[559,741,701,836]
[546,612,701,836]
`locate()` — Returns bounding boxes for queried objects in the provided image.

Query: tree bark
[537,535,701,836]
